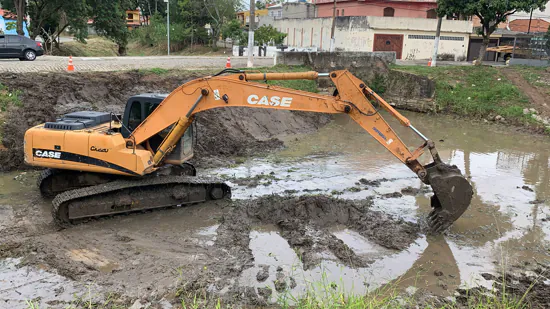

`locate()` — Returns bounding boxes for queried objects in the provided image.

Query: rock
[495,115,503,121]
[529,199,546,204]
[529,108,537,114]
[289,277,297,289]
[434,270,444,277]
[481,273,496,281]
[257,287,272,299]
[129,300,144,309]
[523,108,530,115]
[382,192,403,199]
[256,265,269,282]
[521,185,534,192]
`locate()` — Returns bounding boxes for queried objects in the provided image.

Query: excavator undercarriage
[25,69,473,232]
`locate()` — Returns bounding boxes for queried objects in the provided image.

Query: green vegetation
[139,67,170,75]
[393,65,531,123]
[0,83,22,112]
[54,37,119,57]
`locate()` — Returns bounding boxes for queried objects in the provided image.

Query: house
[509,18,550,33]
[237,9,269,27]
[126,9,141,30]
[314,0,438,19]
[265,16,472,60]
[0,9,30,36]
[268,2,316,19]
[88,9,143,34]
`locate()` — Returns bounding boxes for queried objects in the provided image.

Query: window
[383,7,394,17]
[182,125,193,155]
[7,36,20,43]
[341,9,344,16]
[336,9,339,16]
[0,36,4,43]
[127,101,142,131]
[127,13,133,20]
[426,9,437,19]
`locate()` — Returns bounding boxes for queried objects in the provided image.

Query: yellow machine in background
[25,69,473,231]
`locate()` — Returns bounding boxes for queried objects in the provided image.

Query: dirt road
[0,55,274,73]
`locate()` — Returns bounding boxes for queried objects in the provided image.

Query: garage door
[373,34,404,59]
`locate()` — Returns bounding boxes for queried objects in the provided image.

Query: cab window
[183,125,193,155]
[8,36,21,43]
[127,101,142,131]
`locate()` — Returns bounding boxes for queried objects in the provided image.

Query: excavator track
[52,175,231,225]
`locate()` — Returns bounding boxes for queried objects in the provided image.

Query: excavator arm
[129,69,473,232]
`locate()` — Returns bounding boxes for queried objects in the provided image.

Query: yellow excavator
[24,69,473,232]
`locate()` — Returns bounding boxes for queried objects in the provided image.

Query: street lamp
[164,0,170,55]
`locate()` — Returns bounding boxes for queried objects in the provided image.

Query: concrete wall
[316,0,437,18]
[266,16,471,60]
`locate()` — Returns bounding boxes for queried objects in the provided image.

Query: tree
[26,0,89,51]
[438,0,547,64]
[202,0,238,48]
[88,0,133,55]
[256,1,266,10]
[254,24,286,45]
[13,0,26,36]
[221,19,243,46]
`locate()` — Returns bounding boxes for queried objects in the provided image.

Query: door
[0,36,6,57]
[467,39,499,62]
[373,34,404,59]
[6,35,23,57]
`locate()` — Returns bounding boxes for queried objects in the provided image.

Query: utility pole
[164,0,170,55]
[330,0,336,52]
[430,16,442,67]
[247,0,255,67]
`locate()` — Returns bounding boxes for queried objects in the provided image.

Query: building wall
[315,0,437,18]
[268,16,471,60]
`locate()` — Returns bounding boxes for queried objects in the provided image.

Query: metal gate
[373,34,404,59]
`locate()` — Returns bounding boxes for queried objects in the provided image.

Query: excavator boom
[24,69,473,231]
[129,69,473,232]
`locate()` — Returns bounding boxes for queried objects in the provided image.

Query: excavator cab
[121,94,194,166]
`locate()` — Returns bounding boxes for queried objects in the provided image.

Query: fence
[508,33,549,66]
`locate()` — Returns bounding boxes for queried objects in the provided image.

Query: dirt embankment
[0,71,331,171]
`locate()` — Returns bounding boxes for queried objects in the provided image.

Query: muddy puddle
[1,111,550,307]
[206,111,550,298]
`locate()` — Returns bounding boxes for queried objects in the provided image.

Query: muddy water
[1,111,549,306]
[208,111,550,298]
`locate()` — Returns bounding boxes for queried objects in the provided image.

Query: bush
[131,13,210,51]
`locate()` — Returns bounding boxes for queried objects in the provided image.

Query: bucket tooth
[426,162,473,233]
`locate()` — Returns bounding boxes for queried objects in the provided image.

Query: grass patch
[0,83,22,146]
[127,41,231,57]
[139,67,170,75]
[54,37,119,57]
[393,65,531,123]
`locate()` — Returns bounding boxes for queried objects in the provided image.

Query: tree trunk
[14,0,25,36]
[118,44,127,56]
[476,36,490,66]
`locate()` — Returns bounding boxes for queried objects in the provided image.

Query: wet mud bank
[0,71,331,171]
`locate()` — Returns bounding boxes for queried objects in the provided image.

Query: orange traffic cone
[225,57,231,68]
[427,58,432,67]
[67,56,75,72]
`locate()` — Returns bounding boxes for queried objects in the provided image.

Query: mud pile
[181,195,420,306]
[0,71,330,170]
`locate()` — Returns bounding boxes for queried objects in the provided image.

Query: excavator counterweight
[24,69,473,231]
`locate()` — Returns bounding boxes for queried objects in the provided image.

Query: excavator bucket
[426,162,473,233]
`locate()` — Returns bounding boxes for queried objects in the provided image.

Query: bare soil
[502,68,550,119]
